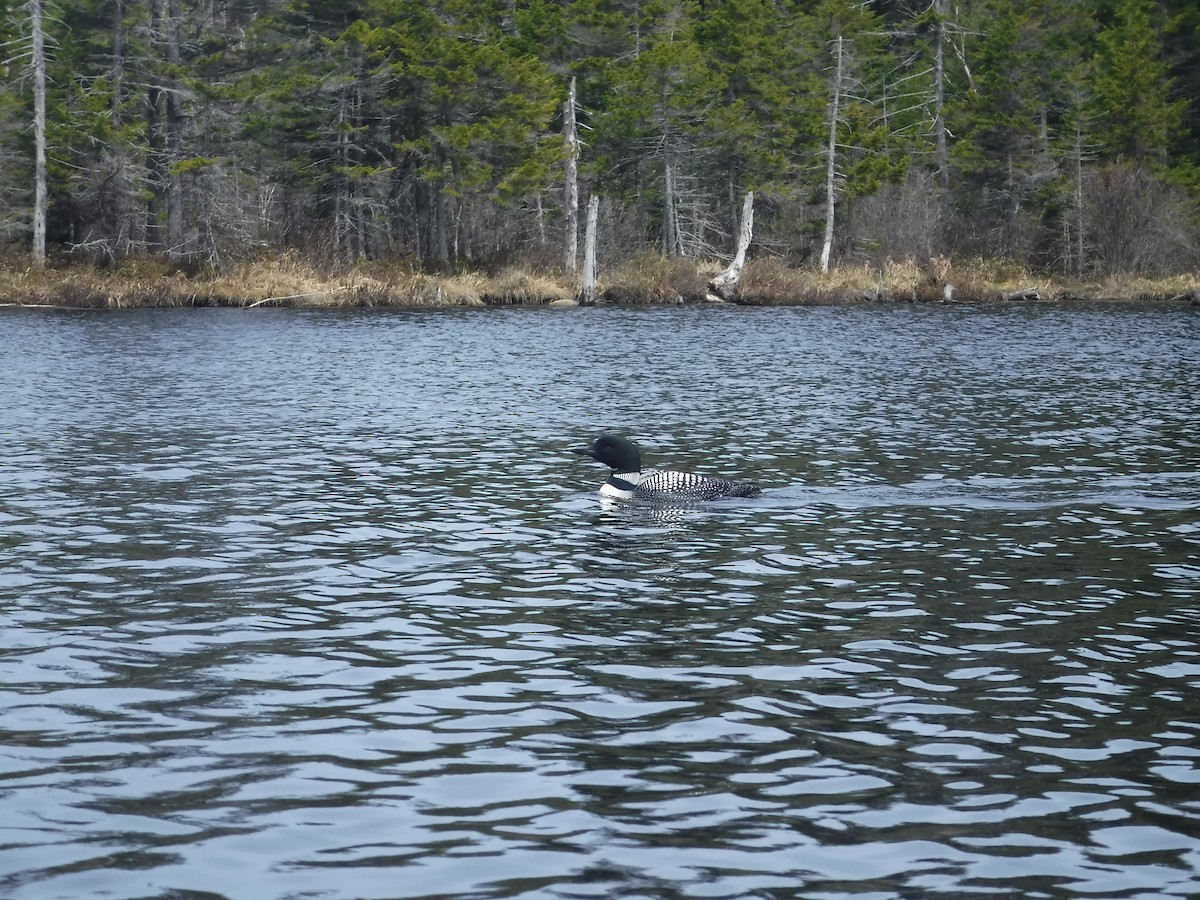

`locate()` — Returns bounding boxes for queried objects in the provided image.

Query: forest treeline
[1,0,1198,279]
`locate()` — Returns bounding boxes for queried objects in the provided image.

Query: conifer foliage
[1,0,1196,276]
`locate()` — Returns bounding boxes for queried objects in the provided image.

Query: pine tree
[1160,0,1200,187]
[0,0,1193,273]
[591,0,723,255]
[693,0,812,231]
[951,1,1058,259]
[1092,0,1185,162]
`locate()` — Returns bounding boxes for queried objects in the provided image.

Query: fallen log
[1002,286,1040,301]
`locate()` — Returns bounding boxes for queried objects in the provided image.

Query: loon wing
[634,470,761,501]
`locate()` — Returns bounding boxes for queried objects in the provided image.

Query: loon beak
[571,444,597,460]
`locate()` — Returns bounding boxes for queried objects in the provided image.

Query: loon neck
[600,471,642,498]
[606,472,641,492]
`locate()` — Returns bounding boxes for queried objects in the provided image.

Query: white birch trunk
[564,77,579,274]
[819,36,844,274]
[31,0,47,269]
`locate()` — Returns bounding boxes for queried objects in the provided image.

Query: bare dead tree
[564,76,579,274]
[710,191,753,300]
[111,0,124,119]
[164,0,184,258]
[932,0,949,190]
[820,35,846,273]
[30,0,47,268]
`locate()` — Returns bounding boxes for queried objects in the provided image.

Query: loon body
[574,434,762,502]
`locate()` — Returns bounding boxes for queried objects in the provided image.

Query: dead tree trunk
[563,77,579,274]
[31,0,47,269]
[434,169,450,265]
[111,0,125,116]
[164,0,184,259]
[662,147,678,257]
[708,192,753,302]
[933,0,949,190]
[579,195,599,305]
[1073,123,1085,278]
[146,0,166,252]
[819,36,844,273]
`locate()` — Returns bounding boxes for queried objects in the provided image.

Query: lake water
[1,303,1198,899]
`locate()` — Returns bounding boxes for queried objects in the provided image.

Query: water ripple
[2,305,1199,898]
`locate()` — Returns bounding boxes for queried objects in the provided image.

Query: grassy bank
[1,253,1197,309]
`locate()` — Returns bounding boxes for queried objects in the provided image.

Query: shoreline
[2,255,1197,310]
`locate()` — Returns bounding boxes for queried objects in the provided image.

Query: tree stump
[578,195,600,305]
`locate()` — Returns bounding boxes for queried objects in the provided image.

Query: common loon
[574,434,762,502]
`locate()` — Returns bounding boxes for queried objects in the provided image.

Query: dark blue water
[2,304,1198,899]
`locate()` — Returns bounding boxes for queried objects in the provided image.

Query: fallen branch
[246,286,348,308]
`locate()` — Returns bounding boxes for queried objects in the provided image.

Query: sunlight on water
[1,304,1199,899]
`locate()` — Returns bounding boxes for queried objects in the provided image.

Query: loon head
[574,434,642,473]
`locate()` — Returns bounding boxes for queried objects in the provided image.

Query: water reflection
[1,304,1198,898]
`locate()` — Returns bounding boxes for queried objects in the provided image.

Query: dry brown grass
[737,258,928,304]
[1,252,1196,309]
[207,252,335,305]
[739,257,1071,304]
[1060,272,1200,302]
[0,253,494,308]
[738,258,885,304]
[482,268,571,306]
[601,253,722,304]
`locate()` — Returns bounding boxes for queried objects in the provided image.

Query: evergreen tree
[1092,0,1185,162]
[1160,0,1200,187]
[388,0,559,263]
[693,0,811,229]
[951,0,1063,259]
[590,0,723,255]
[0,0,1194,273]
